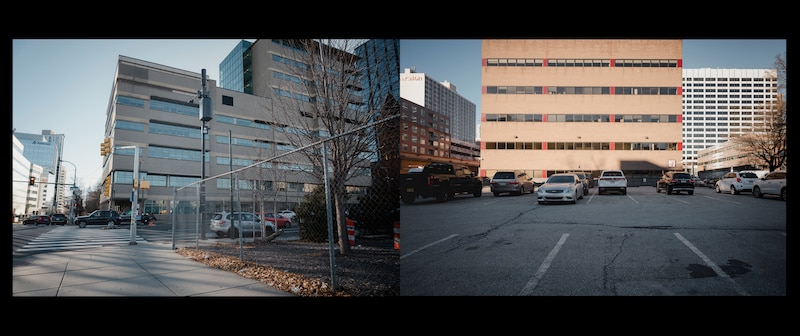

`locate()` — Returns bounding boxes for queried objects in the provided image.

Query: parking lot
[400,185,786,296]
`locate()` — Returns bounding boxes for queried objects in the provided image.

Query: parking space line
[674,233,750,296]
[519,233,570,295]
[702,196,742,204]
[626,194,640,204]
[400,234,458,260]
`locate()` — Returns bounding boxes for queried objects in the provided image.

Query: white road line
[703,195,741,204]
[400,234,458,260]
[674,232,750,296]
[627,194,639,204]
[519,233,570,295]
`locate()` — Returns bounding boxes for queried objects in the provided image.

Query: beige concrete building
[479,39,684,183]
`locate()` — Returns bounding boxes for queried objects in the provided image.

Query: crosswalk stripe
[15,226,146,253]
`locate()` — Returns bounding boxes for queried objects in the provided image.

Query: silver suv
[490,171,535,196]
[209,211,276,238]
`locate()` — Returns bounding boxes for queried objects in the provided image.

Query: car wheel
[753,186,763,198]
[688,190,694,195]
[715,184,721,193]
[493,192,500,197]
[780,188,786,201]
[474,188,483,198]
[667,188,672,195]
[622,189,627,195]
[730,186,737,195]
[538,201,545,204]
[572,192,578,204]
[401,195,416,204]
[78,221,86,228]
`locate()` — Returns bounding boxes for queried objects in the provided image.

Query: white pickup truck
[597,170,627,195]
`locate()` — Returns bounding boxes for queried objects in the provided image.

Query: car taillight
[509,181,519,185]
[736,177,741,182]
[427,175,435,186]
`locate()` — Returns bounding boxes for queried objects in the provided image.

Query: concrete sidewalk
[12,240,295,297]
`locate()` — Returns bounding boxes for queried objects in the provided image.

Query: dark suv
[656,172,695,195]
[75,210,121,228]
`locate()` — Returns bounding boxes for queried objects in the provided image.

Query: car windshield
[603,171,623,177]
[673,173,691,179]
[548,176,574,184]
[740,172,758,178]
[493,172,514,179]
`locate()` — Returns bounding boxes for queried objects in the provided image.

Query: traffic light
[103,176,112,197]
[29,176,35,186]
[100,138,112,156]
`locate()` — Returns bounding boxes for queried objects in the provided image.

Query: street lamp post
[61,160,77,225]
[116,145,140,245]
[198,69,213,240]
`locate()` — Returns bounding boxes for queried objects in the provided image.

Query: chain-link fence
[167,114,400,296]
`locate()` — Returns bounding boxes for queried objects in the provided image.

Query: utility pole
[199,69,213,240]
[61,160,77,225]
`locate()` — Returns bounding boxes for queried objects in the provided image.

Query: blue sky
[400,38,786,137]
[12,39,249,190]
[12,39,786,191]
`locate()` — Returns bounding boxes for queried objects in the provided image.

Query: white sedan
[537,173,585,204]
[278,209,297,220]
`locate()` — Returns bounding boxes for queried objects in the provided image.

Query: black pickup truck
[400,163,483,204]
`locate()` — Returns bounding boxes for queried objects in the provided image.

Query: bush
[295,185,333,243]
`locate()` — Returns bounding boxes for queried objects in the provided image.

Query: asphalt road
[400,185,786,296]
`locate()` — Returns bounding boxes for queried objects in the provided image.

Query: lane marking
[400,234,458,260]
[519,233,570,295]
[674,232,750,296]
[702,196,742,204]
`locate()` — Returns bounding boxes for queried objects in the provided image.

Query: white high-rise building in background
[681,68,779,174]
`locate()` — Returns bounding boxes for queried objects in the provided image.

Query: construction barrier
[393,221,400,250]
[346,218,356,246]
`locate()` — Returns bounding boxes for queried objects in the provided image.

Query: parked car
[261,212,292,229]
[209,211,276,238]
[75,210,121,228]
[752,170,786,201]
[656,171,695,195]
[49,213,68,225]
[537,173,584,204]
[597,170,627,195]
[278,209,297,221]
[490,171,535,196]
[715,171,759,195]
[566,171,591,195]
[23,215,51,226]
[120,211,157,225]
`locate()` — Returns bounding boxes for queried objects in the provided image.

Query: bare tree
[732,54,787,172]
[262,39,398,254]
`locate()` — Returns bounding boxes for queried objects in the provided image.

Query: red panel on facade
[609,114,615,122]
[677,59,682,68]
[610,142,615,150]
[541,170,548,179]
[542,59,548,67]
[480,169,486,177]
[677,114,682,123]
[678,87,683,96]
[482,86,486,94]
[482,113,486,122]
[678,142,683,150]
[542,142,547,150]
[481,141,486,149]
[610,59,615,67]
[482,58,487,67]
[610,86,615,95]
[543,114,548,122]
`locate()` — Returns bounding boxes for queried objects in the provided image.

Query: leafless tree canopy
[258,39,398,254]
[732,54,787,172]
